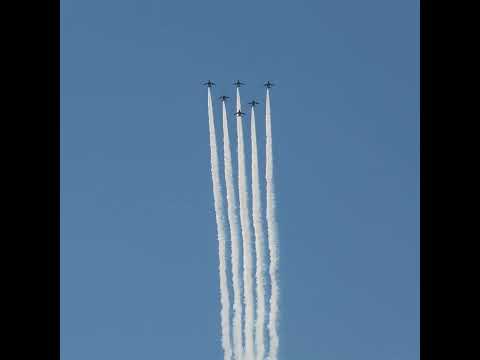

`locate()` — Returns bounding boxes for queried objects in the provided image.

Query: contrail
[250,105,266,360]
[265,88,280,360]
[222,98,244,360]
[207,88,233,360]
[236,88,255,360]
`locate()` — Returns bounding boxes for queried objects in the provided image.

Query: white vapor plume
[207,88,233,360]
[236,88,255,360]
[222,99,244,360]
[265,89,280,360]
[250,105,266,360]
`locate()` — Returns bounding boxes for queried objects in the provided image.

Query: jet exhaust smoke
[265,89,280,360]
[222,99,244,360]
[207,88,233,360]
[207,82,280,360]
[236,88,255,360]
[250,105,267,360]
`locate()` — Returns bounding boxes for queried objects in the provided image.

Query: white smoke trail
[207,88,233,360]
[236,88,255,360]
[250,105,266,360]
[265,89,280,360]
[222,99,244,360]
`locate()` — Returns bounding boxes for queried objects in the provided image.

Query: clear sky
[61,0,419,359]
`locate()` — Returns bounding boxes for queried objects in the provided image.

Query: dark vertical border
[6,0,60,354]
[46,0,60,358]
[420,0,433,359]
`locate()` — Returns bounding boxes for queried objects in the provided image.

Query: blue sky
[61,0,419,359]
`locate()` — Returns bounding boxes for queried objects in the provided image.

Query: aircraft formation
[203,80,275,116]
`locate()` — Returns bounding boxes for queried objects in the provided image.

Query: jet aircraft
[218,95,230,101]
[248,100,260,107]
[264,81,275,89]
[234,110,245,116]
[233,80,245,87]
[203,80,215,87]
